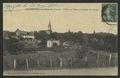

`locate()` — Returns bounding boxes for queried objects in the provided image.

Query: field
[3,49,118,70]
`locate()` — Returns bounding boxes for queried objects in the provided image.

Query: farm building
[47,40,60,48]
[15,29,35,39]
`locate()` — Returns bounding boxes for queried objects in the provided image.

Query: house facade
[15,29,35,39]
[47,40,60,48]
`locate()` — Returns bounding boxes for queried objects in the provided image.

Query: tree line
[3,31,117,55]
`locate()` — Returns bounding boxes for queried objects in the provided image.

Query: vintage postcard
[3,3,118,76]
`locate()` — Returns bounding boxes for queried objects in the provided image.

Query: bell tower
[48,20,52,31]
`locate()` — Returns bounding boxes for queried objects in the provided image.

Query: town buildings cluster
[4,20,62,48]
[3,20,117,54]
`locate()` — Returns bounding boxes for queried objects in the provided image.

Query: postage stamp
[102,3,117,23]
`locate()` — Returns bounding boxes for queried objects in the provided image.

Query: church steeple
[48,20,52,31]
[48,19,52,35]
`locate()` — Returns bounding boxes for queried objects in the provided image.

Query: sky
[3,3,118,34]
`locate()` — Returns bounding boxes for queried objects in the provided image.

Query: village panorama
[3,20,118,75]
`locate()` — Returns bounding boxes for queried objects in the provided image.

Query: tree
[3,38,24,54]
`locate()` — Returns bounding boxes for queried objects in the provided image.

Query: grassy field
[3,49,118,70]
[3,67,118,76]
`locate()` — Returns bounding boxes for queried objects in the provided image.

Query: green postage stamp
[102,3,117,23]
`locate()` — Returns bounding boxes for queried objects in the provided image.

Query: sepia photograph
[3,3,118,76]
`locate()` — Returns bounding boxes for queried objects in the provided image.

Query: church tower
[48,20,52,35]
[48,20,52,31]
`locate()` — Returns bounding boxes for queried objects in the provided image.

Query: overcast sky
[3,3,117,34]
